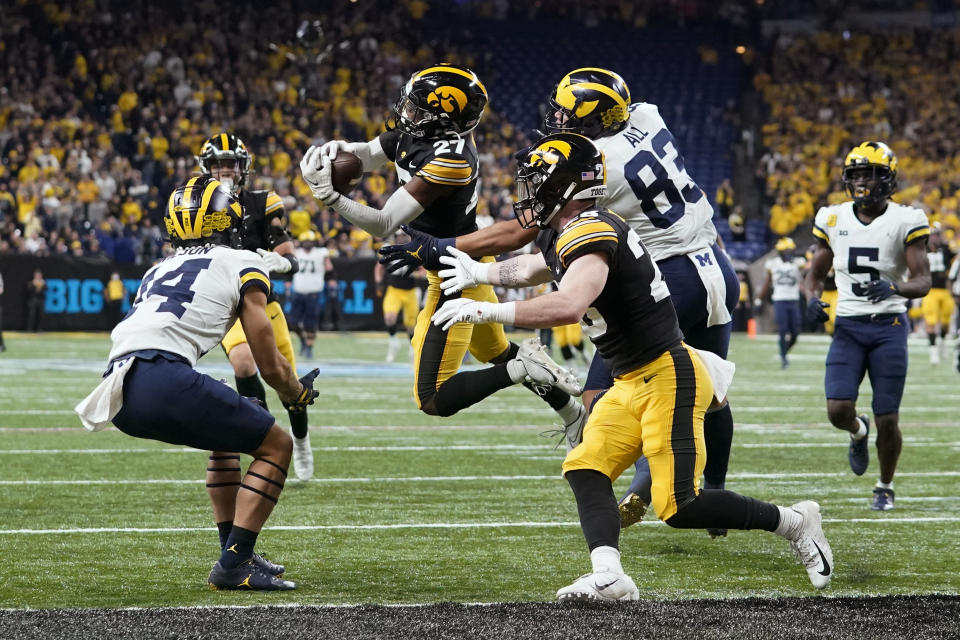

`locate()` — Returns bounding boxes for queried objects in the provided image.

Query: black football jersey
[239,190,288,253]
[536,207,683,377]
[386,271,416,290]
[380,128,480,239]
[929,246,953,289]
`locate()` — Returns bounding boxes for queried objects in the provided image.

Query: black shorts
[112,353,275,453]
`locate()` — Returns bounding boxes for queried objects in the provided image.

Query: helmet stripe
[562,80,628,108]
[195,179,220,232]
[181,176,201,208]
[415,66,487,98]
[220,132,229,151]
[566,67,631,102]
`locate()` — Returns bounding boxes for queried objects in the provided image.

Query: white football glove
[257,248,292,274]
[299,145,337,204]
[432,298,503,331]
[438,246,487,294]
[319,139,350,161]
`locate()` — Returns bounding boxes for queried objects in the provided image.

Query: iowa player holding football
[806,141,931,511]
[198,133,315,481]
[433,134,833,597]
[300,64,586,428]
[75,177,319,590]
[380,68,739,533]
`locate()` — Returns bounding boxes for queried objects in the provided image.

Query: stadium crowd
[758,27,960,247]
[0,0,538,263]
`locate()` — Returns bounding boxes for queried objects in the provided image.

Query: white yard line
[2,471,959,485]
[3,516,959,536]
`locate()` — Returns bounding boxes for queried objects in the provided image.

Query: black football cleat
[208,559,295,591]
[252,551,285,576]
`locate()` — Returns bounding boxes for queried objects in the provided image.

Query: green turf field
[1,330,958,610]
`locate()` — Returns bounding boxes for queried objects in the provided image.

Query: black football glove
[284,368,320,413]
[806,298,830,324]
[864,278,900,303]
[377,224,455,273]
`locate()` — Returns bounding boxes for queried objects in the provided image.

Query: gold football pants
[921,288,954,329]
[221,300,297,368]
[553,322,582,348]
[383,286,419,328]
[411,259,510,413]
[562,343,713,521]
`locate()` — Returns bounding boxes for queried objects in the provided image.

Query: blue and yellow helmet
[842,141,898,205]
[164,176,244,249]
[544,68,631,139]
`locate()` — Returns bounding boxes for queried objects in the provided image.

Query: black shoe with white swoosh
[788,500,833,589]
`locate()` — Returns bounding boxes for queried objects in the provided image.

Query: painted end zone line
[3,516,960,535]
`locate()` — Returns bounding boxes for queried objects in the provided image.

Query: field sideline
[1,331,958,637]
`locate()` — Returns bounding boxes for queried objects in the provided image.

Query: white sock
[506,358,527,384]
[851,417,868,440]
[876,480,893,490]
[590,545,623,575]
[556,397,581,424]
[773,505,804,540]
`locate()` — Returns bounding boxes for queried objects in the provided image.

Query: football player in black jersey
[198,133,315,483]
[300,64,586,430]
[374,228,420,363]
[432,133,834,598]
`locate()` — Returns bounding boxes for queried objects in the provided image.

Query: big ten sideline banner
[0,255,389,331]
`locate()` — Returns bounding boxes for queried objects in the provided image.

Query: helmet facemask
[513,136,607,230]
[842,165,895,207]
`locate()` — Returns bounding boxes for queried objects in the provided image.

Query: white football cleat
[788,500,833,589]
[517,338,582,397]
[562,402,588,451]
[292,433,314,481]
[556,571,639,602]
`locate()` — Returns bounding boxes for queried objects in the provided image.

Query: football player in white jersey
[378,68,739,535]
[290,230,333,360]
[74,177,319,590]
[757,237,807,368]
[805,142,931,511]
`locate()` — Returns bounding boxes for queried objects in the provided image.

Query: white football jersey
[813,201,929,316]
[593,102,717,261]
[292,246,329,294]
[109,246,271,365]
[765,256,806,301]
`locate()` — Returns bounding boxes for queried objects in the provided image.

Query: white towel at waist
[686,247,732,328]
[74,357,134,432]
[687,345,735,404]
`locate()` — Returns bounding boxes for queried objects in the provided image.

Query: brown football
[331,151,363,195]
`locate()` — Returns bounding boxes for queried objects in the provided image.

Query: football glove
[432,298,509,331]
[806,298,830,324]
[300,146,338,205]
[438,247,487,294]
[284,368,320,413]
[864,278,900,303]
[257,249,293,274]
[319,139,350,161]
[377,224,454,272]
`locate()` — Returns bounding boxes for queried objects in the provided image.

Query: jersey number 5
[134,258,213,319]
[623,128,703,229]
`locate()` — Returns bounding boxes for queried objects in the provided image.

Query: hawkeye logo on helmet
[427,86,468,114]
[530,140,572,167]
